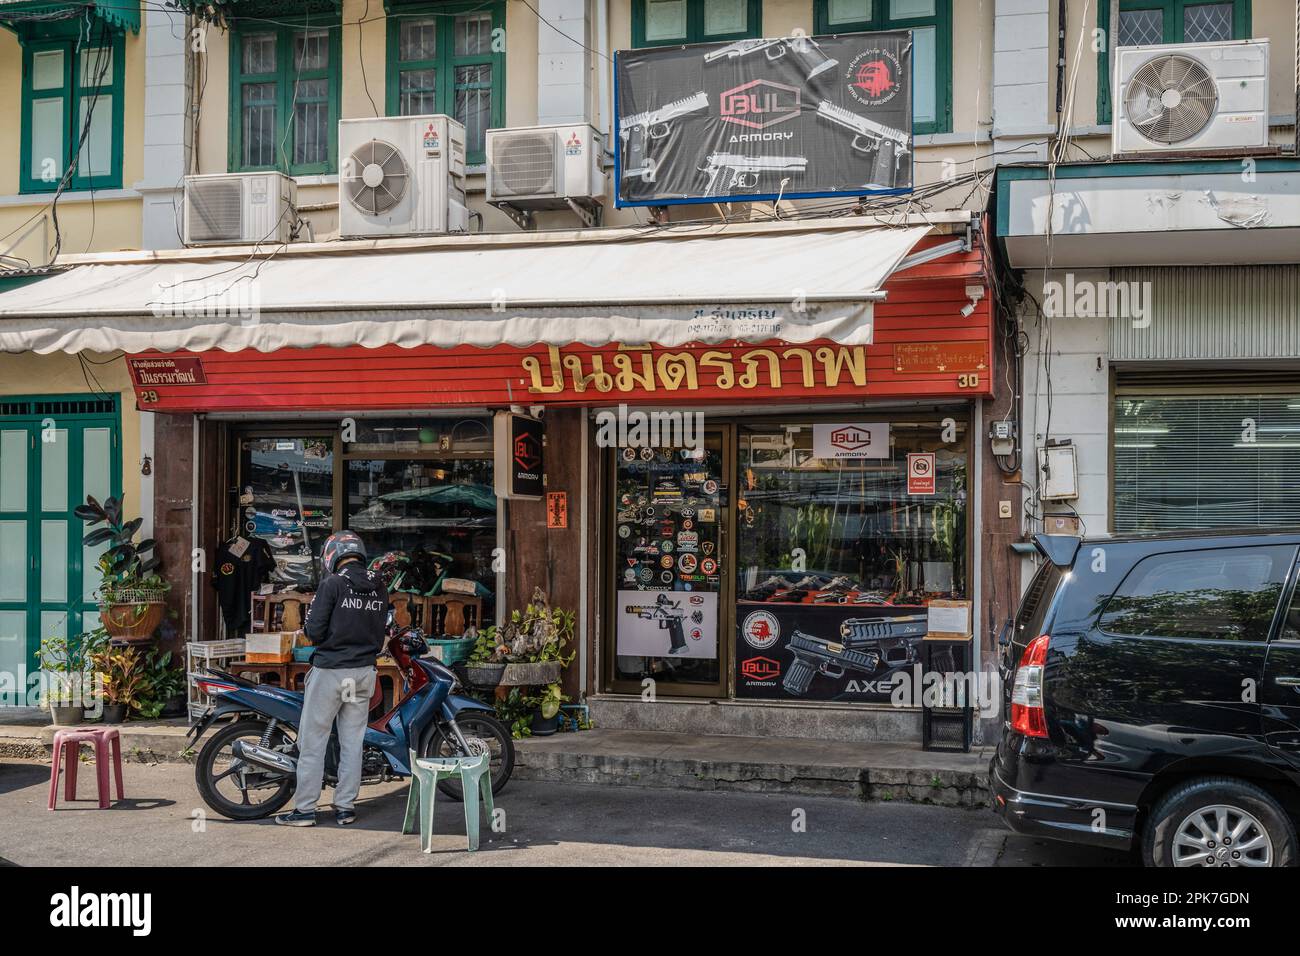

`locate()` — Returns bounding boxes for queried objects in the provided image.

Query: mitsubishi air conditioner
[339,115,468,238]
[1113,39,1269,155]
[183,172,297,246]
[486,123,604,228]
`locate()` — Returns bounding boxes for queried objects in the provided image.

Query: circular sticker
[689,626,704,641]
[660,555,674,569]
[702,479,719,495]
[623,568,636,582]
[639,566,654,583]
[617,524,631,539]
[681,519,694,531]
[742,610,780,649]
[661,540,674,553]
[622,447,637,462]
[700,557,718,575]
[678,553,698,574]
[640,447,654,461]
[660,571,675,584]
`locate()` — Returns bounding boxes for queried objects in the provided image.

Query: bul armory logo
[513,432,541,472]
[829,426,877,452]
[719,78,801,129]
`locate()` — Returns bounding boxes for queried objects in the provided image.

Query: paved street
[0,759,1132,867]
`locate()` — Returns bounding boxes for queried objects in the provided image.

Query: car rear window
[1015,559,1062,643]
[1098,545,1295,642]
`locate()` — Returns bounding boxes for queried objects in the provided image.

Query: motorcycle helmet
[322,530,367,574]
[397,627,429,658]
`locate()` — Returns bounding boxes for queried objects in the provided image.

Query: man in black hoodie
[276,531,388,827]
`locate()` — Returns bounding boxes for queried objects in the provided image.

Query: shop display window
[736,420,968,605]
[236,436,336,591]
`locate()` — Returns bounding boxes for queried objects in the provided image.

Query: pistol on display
[815,100,911,185]
[704,36,839,83]
[700,152,808,196]
[625,593,701,655]
[782,615,928,696]
[620,91,709,183]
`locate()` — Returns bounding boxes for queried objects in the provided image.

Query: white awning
[0,223,930,354]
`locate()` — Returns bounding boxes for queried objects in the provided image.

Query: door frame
[603,422,736,699]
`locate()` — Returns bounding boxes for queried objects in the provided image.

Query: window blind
[1114,393,1300,532]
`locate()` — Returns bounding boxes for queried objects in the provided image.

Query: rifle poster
[615,30,913,206]
[616,590,719,660]
[736,603,927,702]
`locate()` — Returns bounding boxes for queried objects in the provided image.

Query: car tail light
[1010,634,1050,738]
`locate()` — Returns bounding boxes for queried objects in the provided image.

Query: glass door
[607,426,731,697]
[0,397,120,706]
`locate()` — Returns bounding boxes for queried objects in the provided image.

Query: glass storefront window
[345,456,497,622]
[736,420,968,605]
[237,436,335,590]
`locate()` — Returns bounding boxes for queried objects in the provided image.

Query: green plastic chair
[402,750,494,852]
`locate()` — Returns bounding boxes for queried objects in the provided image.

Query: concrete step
[587,694,929,743]
[0,715,192,764]
[515,729,992,806]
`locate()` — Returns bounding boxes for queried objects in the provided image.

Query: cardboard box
[925,600,972,640]
[245,631,297,663]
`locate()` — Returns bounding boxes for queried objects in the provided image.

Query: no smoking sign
[907,452,936,495]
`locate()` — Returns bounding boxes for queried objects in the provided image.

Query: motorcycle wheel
[195,718,297,820]
[422,712,515,801]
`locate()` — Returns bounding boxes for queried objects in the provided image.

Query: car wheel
[1144,776,1296,867]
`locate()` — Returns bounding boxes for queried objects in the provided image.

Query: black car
[990,530,1300,867]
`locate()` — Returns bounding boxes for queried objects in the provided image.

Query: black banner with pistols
[615,30,913,206]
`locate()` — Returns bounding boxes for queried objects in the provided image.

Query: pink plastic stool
[48,727,124,810]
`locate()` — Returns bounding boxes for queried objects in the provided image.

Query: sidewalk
[0,714,990,807]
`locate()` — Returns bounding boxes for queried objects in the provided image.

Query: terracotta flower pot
[100,590,167,643]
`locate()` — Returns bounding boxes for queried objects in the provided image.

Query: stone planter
[499,661,562,687]
[461,663,506,688]
[50,704,83,727]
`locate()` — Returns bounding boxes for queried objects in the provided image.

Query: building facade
[1,1,1296,746]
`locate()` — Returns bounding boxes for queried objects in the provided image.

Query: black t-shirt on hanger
[211,537,276,634]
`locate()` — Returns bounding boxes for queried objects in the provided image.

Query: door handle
[1275,677,1300,687]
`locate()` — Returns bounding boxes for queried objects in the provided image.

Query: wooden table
[229,659,408,712]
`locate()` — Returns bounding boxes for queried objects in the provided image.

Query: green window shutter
[230,12,342,175]
[633,0,762,47]
[19,21,125,194]
[385,1,505,165]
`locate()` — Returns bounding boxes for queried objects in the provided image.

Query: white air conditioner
[486,123,604,228]
[338,115,468,238]
[1113,39,1269,154]
[183,172,297,246]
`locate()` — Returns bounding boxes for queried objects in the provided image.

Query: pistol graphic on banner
[815,99,911,187]
[619,91,709,183]
[702,35,839,82]
[782,614,929,697]
[624,593,700,655]
[700,152,808,196]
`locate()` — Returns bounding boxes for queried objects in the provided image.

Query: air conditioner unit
[183,172,297,246]
[338,115,468,238]
[486,123,605,229]
[1113,39,1269,155]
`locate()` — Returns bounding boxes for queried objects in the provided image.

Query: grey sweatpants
[294,665,377,813]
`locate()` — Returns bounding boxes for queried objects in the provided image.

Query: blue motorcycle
[187,629,513,820]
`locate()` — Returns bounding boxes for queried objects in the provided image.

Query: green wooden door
[0,395,121,706]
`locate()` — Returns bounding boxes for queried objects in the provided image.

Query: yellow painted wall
[0,22,145,267]
[0,353,142,510]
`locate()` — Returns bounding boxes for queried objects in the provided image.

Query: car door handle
[1275,677,1300,687]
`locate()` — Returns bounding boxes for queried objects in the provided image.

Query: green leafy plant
[75,495,168,603]
[477,589,575,666]
[89,642,150,711]
[133,649,185,719]
[538,681,568,720]
[35,631,107,707]
[494,688,541,739]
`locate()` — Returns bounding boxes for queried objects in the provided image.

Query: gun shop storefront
[0,216,1005,738]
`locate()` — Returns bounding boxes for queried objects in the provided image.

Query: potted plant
[76,495,169,644]
[89,641,149,724]
[529,681,568,737]
[138,648,187,720]
[35,632,105,726]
